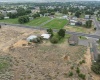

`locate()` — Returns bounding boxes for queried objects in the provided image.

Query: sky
[0,0,100,2]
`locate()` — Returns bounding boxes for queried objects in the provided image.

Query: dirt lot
[0,25,99,80]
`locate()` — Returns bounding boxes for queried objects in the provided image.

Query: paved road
[1,22,100,39]
[93,16,100,30]
[90,16,100,61]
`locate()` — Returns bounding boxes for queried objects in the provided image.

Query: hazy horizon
[0,0,100,2]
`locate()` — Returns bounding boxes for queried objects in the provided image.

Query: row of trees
[47,28,66,44]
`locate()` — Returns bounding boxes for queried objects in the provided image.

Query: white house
[70,20,77,26]
[27,35,37,42]
[4,17,9,19]
[6,10,17,14]
[62,15,68,19]
[41,34,51,39]
[85,15,90,19]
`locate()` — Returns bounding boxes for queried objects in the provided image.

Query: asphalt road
[1,22,100,39]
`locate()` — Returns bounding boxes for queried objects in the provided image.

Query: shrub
[78,73,86,80]
[50,36,59,44]
[68,71,73,77]
[79,60,85,65]
[91,62,100,74]
[76,67,80,74]
[71,66,74,70]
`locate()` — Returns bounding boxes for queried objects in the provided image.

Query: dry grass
[0,25,97,80]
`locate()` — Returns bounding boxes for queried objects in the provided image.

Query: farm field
[64,25,95,34]
[43,18,68,29]
[0,25,99,80]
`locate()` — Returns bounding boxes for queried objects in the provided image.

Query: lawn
[43,18,68,29]
[24,17,50,26]
[0,17,50,27]
[0,18,18,24]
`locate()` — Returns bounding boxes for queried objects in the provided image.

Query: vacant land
[0,25,99,80]
[64,25,94,34]
[43,18,68,29]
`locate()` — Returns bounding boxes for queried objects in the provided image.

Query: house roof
[27,35,37,41]
[41,34,51,39]
[68,35,79,44]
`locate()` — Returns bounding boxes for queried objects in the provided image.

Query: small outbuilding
[68,35,79,46]
[41,34,51,39]
[27,35,37,42]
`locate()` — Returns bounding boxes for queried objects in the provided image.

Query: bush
[71,66,74,70]
[78,73,86,80]
[68,71,73,77]
[91,62,100,74]
[76,67,80,74]
[50,36,59,44]
[79,60,85,65]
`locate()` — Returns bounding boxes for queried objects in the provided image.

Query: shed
[27,35,37,42]
[41,34,51,39]
[68,35,79,46]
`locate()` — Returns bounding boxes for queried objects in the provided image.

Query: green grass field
[0,18,18,24]
[0,17,50,27]
[43,18,68,29]
[24,17,50,26]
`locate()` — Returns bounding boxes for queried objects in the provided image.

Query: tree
[0,25,1,29]
[0,14,4,20]
[32,12,40,18]
[85,20,92,28]
[7,13,18,19]
[25,9,31,14]
[17,8,26,16]
[58,29,66,38]
[47,28,53,37]
[18,16,29,24]
[75,11,81,18]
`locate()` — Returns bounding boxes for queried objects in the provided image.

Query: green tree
[85,20,92,28]
[7,13,18,19]
[0,14,4,20]
[47,28,53,37]
[17,8,26,16]
[58,29,66,38]
[18,16,29,24]
[75,11,81,18]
